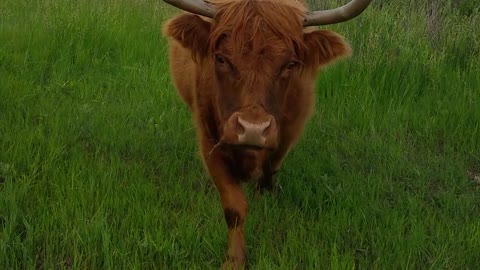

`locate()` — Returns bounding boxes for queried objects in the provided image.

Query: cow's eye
[214,53,238,76]
[215,54,225,64]
[278,60,300,78]
[286,61,298,70]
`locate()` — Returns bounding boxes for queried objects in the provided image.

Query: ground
[1,0,479,269]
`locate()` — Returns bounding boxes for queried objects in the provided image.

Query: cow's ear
[302,29,351,68]
[163,14,211,61]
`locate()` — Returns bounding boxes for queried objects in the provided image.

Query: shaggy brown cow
[162,0,372,268]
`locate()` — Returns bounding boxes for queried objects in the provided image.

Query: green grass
[1,0,479,269]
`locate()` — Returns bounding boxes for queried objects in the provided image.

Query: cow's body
[163,0,354,268]
[168,20,318,183]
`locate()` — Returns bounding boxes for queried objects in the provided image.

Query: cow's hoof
[256,169,279,195]
[221,256,248,270]
[256,181,281,197]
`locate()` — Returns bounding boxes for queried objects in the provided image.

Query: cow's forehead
[212,19,303,59]
[209,0,305,58]
[215,31,295,57]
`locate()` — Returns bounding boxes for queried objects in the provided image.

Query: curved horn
[303,0,373,27]
[162,0,215,18]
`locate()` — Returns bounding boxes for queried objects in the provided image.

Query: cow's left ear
[302,29,352,68]
[163,14,211,61]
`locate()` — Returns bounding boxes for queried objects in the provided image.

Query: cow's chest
[223,148,269,182]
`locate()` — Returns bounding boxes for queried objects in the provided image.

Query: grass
[1,0,479,269]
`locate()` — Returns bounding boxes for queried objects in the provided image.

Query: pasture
[1,0,479,268]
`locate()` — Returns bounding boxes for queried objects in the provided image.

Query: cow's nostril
[234,115,245,134]
[262,121,272,136]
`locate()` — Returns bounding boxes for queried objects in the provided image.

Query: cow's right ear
[163,14,211,61]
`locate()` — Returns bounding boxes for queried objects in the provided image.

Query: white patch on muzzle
[237,117,271,146]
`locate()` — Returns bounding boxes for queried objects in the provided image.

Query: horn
[303,0,373,27]
[162,0,215,18]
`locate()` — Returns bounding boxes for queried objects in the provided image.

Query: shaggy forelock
[208,0,307,59]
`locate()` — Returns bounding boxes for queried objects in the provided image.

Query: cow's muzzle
[221,112,278,149]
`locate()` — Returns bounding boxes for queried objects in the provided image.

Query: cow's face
[164,2,351,149]
[211,22,302,149]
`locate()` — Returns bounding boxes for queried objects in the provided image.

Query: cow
[161,0,372,268]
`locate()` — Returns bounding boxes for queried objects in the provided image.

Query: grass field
[1,0,479,269]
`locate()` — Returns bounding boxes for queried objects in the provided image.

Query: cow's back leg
[257,147,292,194]
[200,141,249,269]
[257,162,277,192]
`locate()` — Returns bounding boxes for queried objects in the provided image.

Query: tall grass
[1,0,479,269]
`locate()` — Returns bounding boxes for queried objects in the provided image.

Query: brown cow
[162,0,372,268]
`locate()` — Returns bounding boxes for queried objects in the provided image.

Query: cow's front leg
[220,182,248,269]
[200,144,248,269]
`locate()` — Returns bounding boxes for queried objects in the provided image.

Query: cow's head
[164,0,371,149]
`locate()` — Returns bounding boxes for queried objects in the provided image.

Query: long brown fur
[209,0,306,59]
[163,0,352,268]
